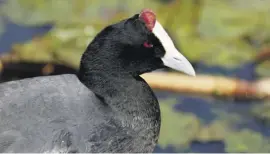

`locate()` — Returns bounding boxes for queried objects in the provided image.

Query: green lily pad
[225,129,270,152]
[195,121,227,142]
[158,99,201,149]
[250,102,270,127]
[256,61,270,78]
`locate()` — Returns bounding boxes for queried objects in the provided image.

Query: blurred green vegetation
[1,0,270,152]
[1,0,270,71]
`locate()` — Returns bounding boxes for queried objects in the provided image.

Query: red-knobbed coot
[0,9,195,153]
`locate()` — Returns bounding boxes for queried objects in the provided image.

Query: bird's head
[81,9,195,77]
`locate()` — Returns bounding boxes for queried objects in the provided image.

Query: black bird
[0,9,195,153]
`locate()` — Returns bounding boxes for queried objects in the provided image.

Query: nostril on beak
[173,57,181,61]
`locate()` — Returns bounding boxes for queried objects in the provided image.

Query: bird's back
[0,74,126,152]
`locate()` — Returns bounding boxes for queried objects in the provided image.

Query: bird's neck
[78,69,160,119]
[79,70,157,109]
[78,68,161,147]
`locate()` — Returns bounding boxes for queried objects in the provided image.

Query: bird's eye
[143,41,153,48]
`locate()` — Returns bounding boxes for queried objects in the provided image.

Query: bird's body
[0,9,195,153]
[0,74,160,152]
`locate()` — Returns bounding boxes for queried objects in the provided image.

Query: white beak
[152,21,196,76]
